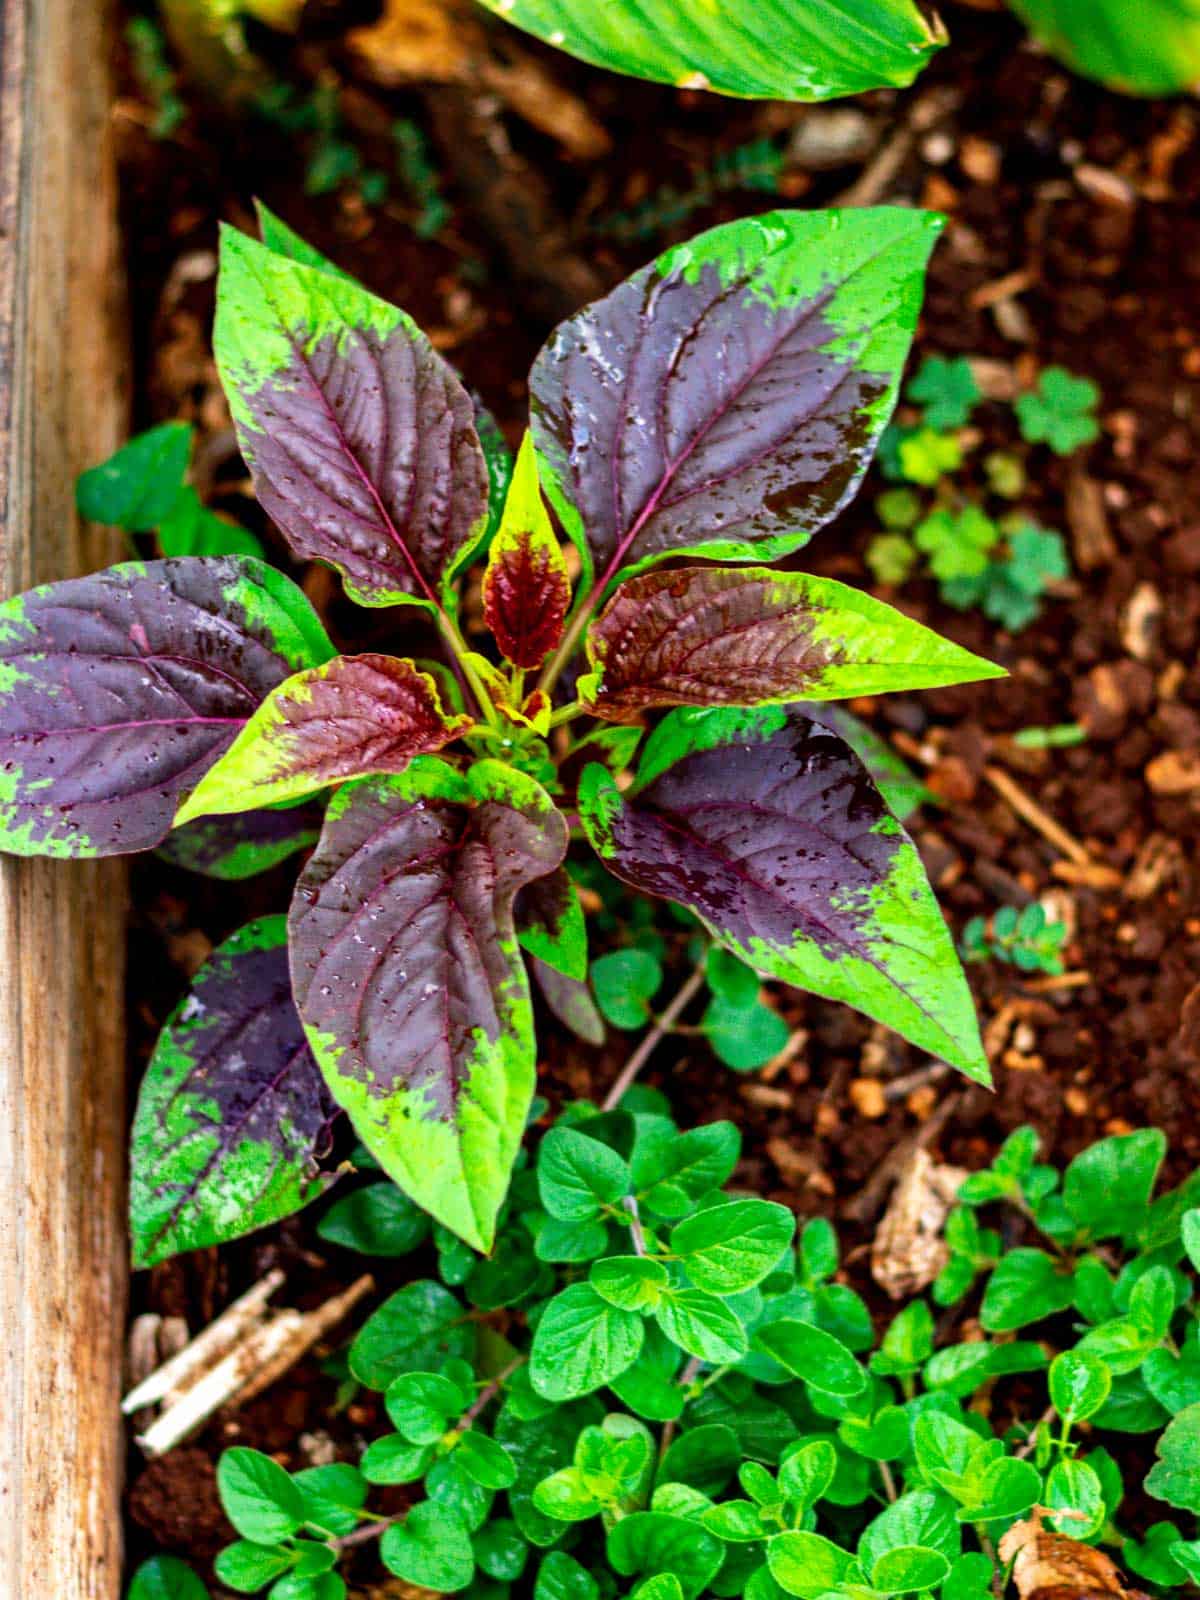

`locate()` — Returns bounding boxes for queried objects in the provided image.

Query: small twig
[982,764,1093,867]
[335,1512,402,1551]
[601,960,709,1111]
[879,1459,899,1502]
[883,1060,951,1103]
[461,1357,525,1430]
[659,1357,705,1459]
[832,86,958,207]
[1014,1403,1055,1459]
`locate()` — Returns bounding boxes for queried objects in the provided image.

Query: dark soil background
[113,0,1200,1583]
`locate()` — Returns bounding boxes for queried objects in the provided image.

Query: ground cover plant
[865,356,1087,633]
[0,203,1005,1263]
[127,1112,1200,1600]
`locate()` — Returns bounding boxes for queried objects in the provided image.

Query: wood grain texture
[0,1,130,1597]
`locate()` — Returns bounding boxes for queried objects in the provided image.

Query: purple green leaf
[529,959,605,1047]
[176,653,472,822]
[129,915,338,1267]
[483,434,571,670]
[289,757,568,1250]
[577,705,988,1081]
[795,704,932,823]
[530,208,942,595]
[158,802,325,879]
[215,225,489,609]
[515,865,588,980]
[0,555,333,858]
[579,566,1002,720]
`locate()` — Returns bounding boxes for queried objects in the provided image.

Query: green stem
[438,610,500,729]
[538,579,602,697]
[550,700,584,729]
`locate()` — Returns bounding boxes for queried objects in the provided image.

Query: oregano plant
[207,1106,1200,1600]
[2,202,1003,1260]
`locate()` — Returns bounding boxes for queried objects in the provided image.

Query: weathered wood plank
[0,1,130,1596]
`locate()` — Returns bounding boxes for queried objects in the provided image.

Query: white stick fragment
[122,1268,286,1415]
[124,1271,374,1458]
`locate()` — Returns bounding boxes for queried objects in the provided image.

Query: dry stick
[981,764,1093,867]
[832,85,959,207]
[600,961,709,1112]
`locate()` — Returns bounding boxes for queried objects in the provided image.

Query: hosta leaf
[483,433,571,669]
[578,705,988,1081]
[0,555,332,858]
[515,866,588,980]
[289,756,567,1250]
[475,0,943,101]
[579,567,1001,720]
[176,653,471,822]
[130,915,336,1267]
[215,226,489,609]
[530,209,941,595]
[1007,0,1200,96]
[157,802,325,880]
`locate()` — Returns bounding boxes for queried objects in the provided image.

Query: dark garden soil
[113,1,1200,1578]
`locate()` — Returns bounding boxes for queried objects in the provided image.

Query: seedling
[961,903,1068,975]
[3,204,1003,1264]
[1014,366,1101,456]
[867,355,1082,632]
[206,1113,1200,1600]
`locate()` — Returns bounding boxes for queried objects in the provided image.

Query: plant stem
[538,587,598,697]
[600,959,709,1112]
[879,1460,899,1503]
[550,699,583,729]
[623,1195,648,1256]
[438,611,500,728]
[461,1356,526,1430]
[335,1513,402,1550]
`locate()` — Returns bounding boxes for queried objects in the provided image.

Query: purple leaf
[530,959,605,1048]
[530,209,941,595]
[129,915,338,1267]
[483,434,571,669]
[289,757,568,1249]
[215,226,489,609]
[578,705,988,1081]
[580,566,1003,721]
[176,653,472,822]
[0,555,333,857]
[158,803,325,879]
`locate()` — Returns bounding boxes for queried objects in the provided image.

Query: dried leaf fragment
[999,1516,1147,1600]
[871,1147,967,1298]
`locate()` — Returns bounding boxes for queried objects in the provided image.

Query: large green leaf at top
[579,566,1003,720]
[129,916,337,1267]
[215,225,489,609]
[289,757,568,1250]
[530,208,942,596]
[175,653,471,822]
[0,554,332,858]
[474,0,943,101]
[577,705,988,1081]
[1007,0,1200,95]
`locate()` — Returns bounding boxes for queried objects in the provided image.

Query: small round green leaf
[217,1447,305,1544]
[381,1502,476,1592]
[1050,1350,1112,1426]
